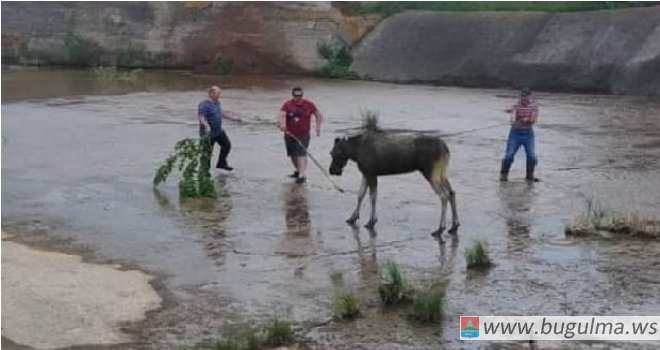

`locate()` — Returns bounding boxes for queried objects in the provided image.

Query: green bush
[213,55,234,75]
[64,32,96,65]
[316,43,360,80]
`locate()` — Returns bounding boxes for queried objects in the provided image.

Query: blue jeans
[503,128,537,164]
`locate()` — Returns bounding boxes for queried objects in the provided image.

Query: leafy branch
[153,136,217,198]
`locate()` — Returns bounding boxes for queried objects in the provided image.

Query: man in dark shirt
[277,86,324,183]
[198,86,242,171]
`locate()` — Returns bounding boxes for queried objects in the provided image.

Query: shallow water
[2,68,660,349]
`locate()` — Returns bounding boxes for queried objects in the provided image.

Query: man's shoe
[295,176,307,184]
[288,171,299,178]
[526,161,540,182]
[500,160,512,182]
[216,163,233,171]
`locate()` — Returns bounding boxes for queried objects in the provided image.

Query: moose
[329,131,460,236]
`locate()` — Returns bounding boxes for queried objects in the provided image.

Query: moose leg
[432,184,449,236]
[347,176,368,225]
[445,180,460,234]
[365,176,378,229]
[429,178,450,236]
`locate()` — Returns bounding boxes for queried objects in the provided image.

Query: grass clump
[243,331,265,350]
[378,259,414,305]
[208,318,294,350]
[566,198,660,239]
[409,284,446,324]
[153,136,217,198]
[263,317,295,346]
[316,42,360,80]
[333,291,361,320]
[94,66,143,82]
[360,109,380,132]
[212,338,242,350]
[579,198,614,229]
[615,212,660,238]
[465,240,492,270]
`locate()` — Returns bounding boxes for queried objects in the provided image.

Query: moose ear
[334,137,341,145]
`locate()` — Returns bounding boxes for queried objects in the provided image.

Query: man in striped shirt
[500,87,540,182]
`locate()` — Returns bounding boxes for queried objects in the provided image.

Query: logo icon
[461,317,480,338]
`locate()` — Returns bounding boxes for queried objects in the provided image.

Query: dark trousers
[202,130,231,169]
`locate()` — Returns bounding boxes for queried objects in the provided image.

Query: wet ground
[2,68,660,350]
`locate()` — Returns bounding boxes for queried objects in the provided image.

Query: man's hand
[224,111,245,124]
[316,127,321,137]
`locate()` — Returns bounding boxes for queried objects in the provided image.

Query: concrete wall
[1,1,372,73]
[3,2,659,94]
[351,7,660,94]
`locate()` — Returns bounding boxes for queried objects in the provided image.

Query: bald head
[208,86,221,101]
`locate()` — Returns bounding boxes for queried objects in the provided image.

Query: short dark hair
[292,86,303,96]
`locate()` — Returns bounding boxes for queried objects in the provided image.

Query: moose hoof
[365,221,377,229]
[448,224,460,235]
[432,227,445,237]
[431,232,445,243]
[346,217,358,225]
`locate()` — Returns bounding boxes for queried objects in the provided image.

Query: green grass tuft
[465,240,492,270]
[334,291,361,319]
[360,109,380,131]
[212,338,242,350]
[409,284,446,324]
[378,259,414,305]
[263,317,295,346]
[94,66,143,82]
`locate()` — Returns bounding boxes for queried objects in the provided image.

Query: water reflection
[152,175,234,263]
[283,184,311,237]
[1,67,288,102]
[352,226,379,286]
[499,182,536,255]
[280,184,317,280]
[438,234,459,277]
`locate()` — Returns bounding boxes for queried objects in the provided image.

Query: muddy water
[3,69,660,350]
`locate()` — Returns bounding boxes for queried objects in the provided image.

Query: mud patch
[1,231,162,349]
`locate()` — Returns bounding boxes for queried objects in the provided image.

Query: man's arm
[277,110,287,132]
[223,110,244,123]
[509,108,517,125]
[313,110,324,137]
[198,114,211,134]
[529,109,539,125]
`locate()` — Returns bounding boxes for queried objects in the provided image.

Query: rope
[439,122,511,138]
[282,129,346,194]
